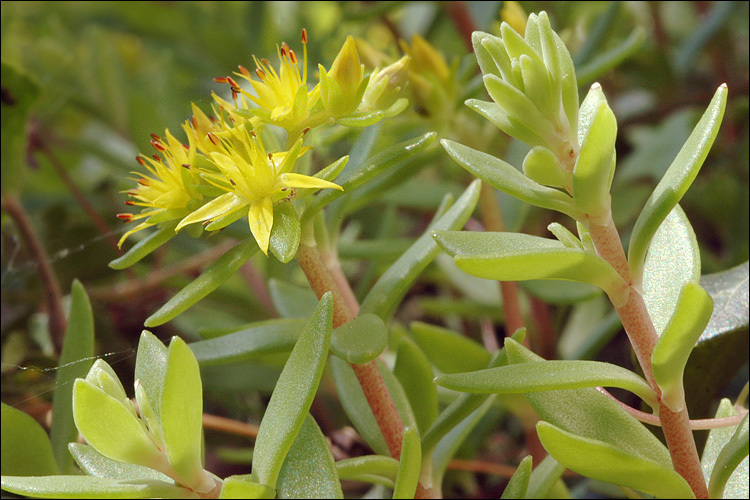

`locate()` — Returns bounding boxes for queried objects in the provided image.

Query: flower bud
[320,36,367,117]
[362,55,410,112]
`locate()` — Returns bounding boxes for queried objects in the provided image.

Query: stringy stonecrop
[117,29,355,255]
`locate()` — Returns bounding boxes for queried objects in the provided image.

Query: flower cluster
[118,30,410,256]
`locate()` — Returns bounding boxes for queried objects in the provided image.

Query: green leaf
[68,443,170,482]
[335,109,385,128]
[409,321,491,374]
[0,475,197,499]
[482,74,557,143]
[330,357,389,456]
[145,238,259,327]
[702,399,749,500]
[698,261,749,344]
[360,179,481,321]
[1,403,58,476]
[421,328,527,456]
[394,337,438,435]
[505,339,673,467]
[709,413,749,499]
[268,279,318,319]
[51,280,95,473]
[628,84,727,284]
[392,426,420,499]
[522,146,569,190]
[330,313,388,364]
[72,379,161,467]
[441,140,583,220]
[335,455,399,487]
[1,61,39,195]
[433,231,629,307]
[500,455,532,499]
[220,476,275,499]
[573,85,617,220]
[435,357,657,410]
[109,222,178,270]
[526,454,566,499]
[189,319,307,366]
[276,414,343,499]
[537,421,694,498]
[302,132,436,222]
[269,203,301,263]
[466,98,550,149]
[252,293,333,489]
[161,336,213,493]
[134,331,168,421]
[642,205,701,336]
[651,282,714,412]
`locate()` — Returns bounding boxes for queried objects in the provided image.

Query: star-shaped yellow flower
[175,127,342,255]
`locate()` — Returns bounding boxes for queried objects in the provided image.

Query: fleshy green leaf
[628,85,727,284]
[642,204,701,336]
[335,455,399,487]
[72,379,161,467]
[145,238,259,327]
[161,336,214,493]
[651,282,714,412]
[573,85,617,220]
[526,454,566,499]
[252,293,333,489]
[500,455,532,499]
[268,203,301,263]
[134,331,168,421]
[698,261,749,344]
[505,339,673,466]
[522,146,569,190]
[330,313,387,364]
[360,179,481,321]
[709,413,749,499]
[702,399,749,500]
[1,403,58,476]
[302,132,436,222]
[68,443,170,481]
[219,476,275,499]
[0,475,197,499]
[51,280,95,473]
[441,140,584,220]
[409,321,491,374]
[435,357,657,410]
[189,319,306,366]
[276,414,343,499]
[109,222,178,270]
[433,231,629,307]
[394,337,438,434]
[392,426,420,499]
[1,61,39,195]
[537,421,694,499]
[466,98,551,149]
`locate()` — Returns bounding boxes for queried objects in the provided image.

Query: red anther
[301,28,308,43]
[202,220,211,226]
[151,139,167,151]
[150,133,162,141]
[261,58,271,66]
[227,76,240,88]
[302,127,311,135]
[127,191,137,196]
[117,213,133,221]
[136,156,147,166]
[255,68,266,80]
[249,130,257,137]
[289,50,297,64]
[125,200,135,206]
[181,163,191,169]
[229,178,236,186]
[152,154,162,162]
[238,65,251,77]
[282,42,291,54]
[138,178,151,186]
[214,76,229,83]
[191,116,198,129]
[268,153,274,159]
[207,132,220,145]
[209,115,217,123]
[182,143,189,149]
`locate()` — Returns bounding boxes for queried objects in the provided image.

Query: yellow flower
[226,29,320,134]
[175,127,342,255]
[117,130,203,247]
[319,36,367,117]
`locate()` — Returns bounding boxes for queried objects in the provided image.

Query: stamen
[138,178,151,186]
[151,139,167,152]
[214,77,229,83]
[261,58,271,66]
[181,164,191,169]
[207,132,220,145]
[238,65,251,77]
[117,213,133,221]
[152,154,162,162]
[150,133,162,141]
[255,68,266,80]
[227,76,240,88]
[209,115,217,123]
[136,156,147,167]
[249,130,257,137]
[229,178,236,186]
[289,50,297,65]
[191,116,198,129]
[302,127,311,135]
[301,28,307,44]
[125,200,135,206]
[182,143,189,149]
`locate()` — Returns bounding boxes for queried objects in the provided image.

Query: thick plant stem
[296,243,405,460]
[587,218,708,499]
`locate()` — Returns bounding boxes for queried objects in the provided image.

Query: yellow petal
[248,198,274,256]
[279,173,343,191]
[175,192,245,231]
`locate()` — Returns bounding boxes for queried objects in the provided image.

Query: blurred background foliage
[1,2,748,498]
